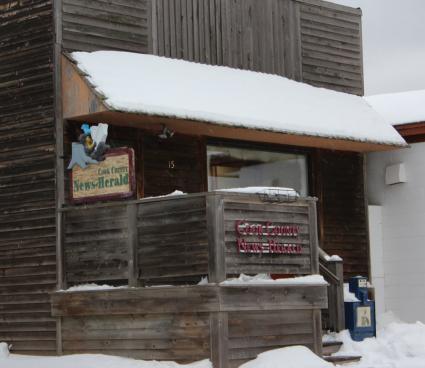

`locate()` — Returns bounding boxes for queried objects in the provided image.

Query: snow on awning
[67,51,406,149]
[365,90,425,126]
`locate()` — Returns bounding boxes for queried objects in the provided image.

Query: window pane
[207,145,308,196]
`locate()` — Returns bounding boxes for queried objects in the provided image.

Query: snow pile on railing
[221,273,327,286]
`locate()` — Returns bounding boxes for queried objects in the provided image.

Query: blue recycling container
[344,276,376,341]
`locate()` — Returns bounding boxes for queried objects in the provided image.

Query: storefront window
[207,144,308,196]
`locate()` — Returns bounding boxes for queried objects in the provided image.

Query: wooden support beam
[210,312,229,368]
[207,194,226,283]
[127,203,139,287]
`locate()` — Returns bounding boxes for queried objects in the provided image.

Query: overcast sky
[328,0,425,96]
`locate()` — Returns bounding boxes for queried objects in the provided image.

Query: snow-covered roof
[71,51,405,147]
[365,90,425,126]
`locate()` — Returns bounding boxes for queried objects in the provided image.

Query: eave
[62,54,404,153]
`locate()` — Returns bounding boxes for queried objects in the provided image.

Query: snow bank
[221,274,327,286]
[239,346,331,368]
[0,352,211,368]
[333,313,425,368]
[366,89,425,125]
[71,51,405,147]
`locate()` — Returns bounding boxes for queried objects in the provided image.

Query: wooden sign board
[70,148,136,203]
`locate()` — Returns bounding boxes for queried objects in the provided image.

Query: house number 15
[168,160,175,169]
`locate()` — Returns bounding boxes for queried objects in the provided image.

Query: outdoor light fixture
[158,125,175,139]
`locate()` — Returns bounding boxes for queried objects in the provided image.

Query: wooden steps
[322,340,362,365]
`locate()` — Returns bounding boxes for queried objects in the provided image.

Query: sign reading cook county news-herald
[70,148,136,203]
[235,220,303,255]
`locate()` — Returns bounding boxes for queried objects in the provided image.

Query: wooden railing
[319,248,345,332]
[59,192,320,288]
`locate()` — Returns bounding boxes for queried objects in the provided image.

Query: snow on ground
[365,89,425,125]
[0,345,331,368]
[0,350,211,368]
[328,312,425,368]
[2,314,425,368]
[239,346,331,368]
[71,51,405,147]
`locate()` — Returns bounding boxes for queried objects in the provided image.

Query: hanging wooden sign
[70,148,136,203]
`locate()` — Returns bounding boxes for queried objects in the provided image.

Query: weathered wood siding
[60,0,364,95]
[64,204,129,284]
[62,193,319,286]
[62,0,151,52]
[223,200,314,275]
[316,150,369,279]
[138,196,208,283]
[153,0,302,79]
[61,313,211,361]
[51,284,327,364]
[227,310,314,368]
[299,1,364,95]
[142,134,205,197]
[0,0,57,354]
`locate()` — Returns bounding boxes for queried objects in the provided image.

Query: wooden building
[0,0,405,364]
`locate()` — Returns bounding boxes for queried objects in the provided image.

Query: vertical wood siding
[62,0,151,52]
[317,150,369,279]
[153,0,302,79]
[0,0,57,354]
[142,134,205,197]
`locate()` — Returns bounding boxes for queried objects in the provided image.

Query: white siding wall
[367,142,425,323]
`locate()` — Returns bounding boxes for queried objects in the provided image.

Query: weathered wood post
[309,199,323,356]
[127,203,139,287]
[206,193,229,368]
[327,260,345,332]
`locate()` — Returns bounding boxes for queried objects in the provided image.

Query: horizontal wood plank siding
[61,313,211,362]
[223,200,313,276]
[52,285,326,362]
[227,309,314,368]
[138,196,208,283]
[64,204,129,284]
[0,0,56,354]
[62,0,150,52]
[299,1,364,95]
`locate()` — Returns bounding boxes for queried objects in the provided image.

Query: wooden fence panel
[223,199,313,276]
[64,204,129,284]
[227,309,314,368]
[61,313,211,362]
[138,196,209,283]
